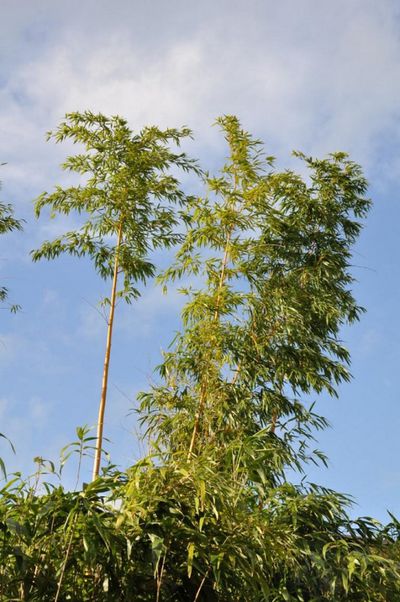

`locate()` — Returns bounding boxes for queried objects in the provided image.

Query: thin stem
[187,382,207,459]
[188,212,235,457]
[249,318,280,434]
[188,227,233,458]
[270,412,278,434]
[188,166,239,458]
[213,229,232,320]
[74,439,83,490]
[54,513,78,602]
[156,554,166,602]
[92,222,123,480]
[231,359,242,384]
[193,568,210,601]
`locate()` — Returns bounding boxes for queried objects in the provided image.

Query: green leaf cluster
[0,168,23,311]
[31,111,198,302]
[0,462,398,600]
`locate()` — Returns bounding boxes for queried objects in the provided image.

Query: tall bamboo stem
[92,222,123,480]
[188,228,233,459]
[213,230,232,320]
[187,383,207,458]
[188,163,239,458]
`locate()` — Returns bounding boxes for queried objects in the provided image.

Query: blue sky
[0,0,399,521]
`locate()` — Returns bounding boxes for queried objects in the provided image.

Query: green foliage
[0,115,399,600]
[134,115,399,598]
[0,168,23,312]
[31,111,198,302]
[0,460,398,600]
[142,115,370,469]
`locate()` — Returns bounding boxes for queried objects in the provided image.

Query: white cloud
[1,0,400,202]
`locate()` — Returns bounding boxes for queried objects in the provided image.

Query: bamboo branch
[188,225,233,459]
[193,568,210,601]
[188,165,239,458]
[270,412,278,434]
[187,382,207,459]
[231,360,242,384]
[54,513,78,602]
[213,229,232,320]
[92,221,123,480]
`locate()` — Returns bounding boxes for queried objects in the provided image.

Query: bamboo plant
[0,116,399,600]
[131,116,394,598]
[32,111,198,479]
[142,115,369,472]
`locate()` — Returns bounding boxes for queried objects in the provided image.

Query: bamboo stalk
[92,222,123,480]
[270,412,278,433]
[213,229,232,320]
[188,166,239,458]
[187,383,207,458]
[54,513,78,602]
[193,568,210,601]
[188,228,233,459]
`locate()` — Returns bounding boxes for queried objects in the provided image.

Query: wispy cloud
[1,0,400,201]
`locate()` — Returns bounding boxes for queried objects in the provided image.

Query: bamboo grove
[0,113,399,600]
